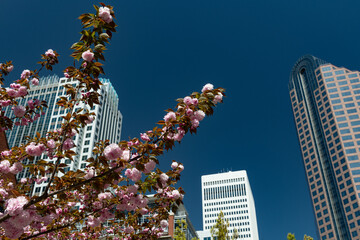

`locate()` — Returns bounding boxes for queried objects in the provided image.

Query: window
[346,149,356,154]
[335,70,345,75]
[339,123,348,128]
[342,135,352,141]
[350,163,360,168]
[351,121,360,126]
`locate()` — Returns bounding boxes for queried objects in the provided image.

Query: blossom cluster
[99,7,113,23]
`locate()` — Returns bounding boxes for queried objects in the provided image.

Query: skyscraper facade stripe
[289,55,360,239]
[5,75,122,196]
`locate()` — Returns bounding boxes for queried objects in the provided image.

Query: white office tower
[5,75,122,195]
[197,170,259,240]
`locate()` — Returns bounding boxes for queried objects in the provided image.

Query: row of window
[205,205,249,213]
[205,212,249,219]
[204,198,247,207]
[203,177,245,186]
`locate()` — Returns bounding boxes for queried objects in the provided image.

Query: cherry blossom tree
[0,4,225,239]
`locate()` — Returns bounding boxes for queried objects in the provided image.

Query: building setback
[5,75,122,196]
[197,170,259,240]
[289,55,360,239]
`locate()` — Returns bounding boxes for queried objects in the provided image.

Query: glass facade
[289,55,360,239]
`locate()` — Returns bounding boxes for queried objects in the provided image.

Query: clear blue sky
[2,0,360,239]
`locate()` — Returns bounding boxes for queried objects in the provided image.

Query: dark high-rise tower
[289,55,360,239]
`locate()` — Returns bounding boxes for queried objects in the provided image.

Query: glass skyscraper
[5,75,122,196]
[197,170,259,240]
[289,55,360,239]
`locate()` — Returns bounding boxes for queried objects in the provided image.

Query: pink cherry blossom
[124,226,134,234]
[27,100,36,110]
[84,115,94,124]
[104,143,122,160]
[164,111,176,122]
[171,162,178,169]
[63,138,74,150]
[84,167,95,179]
[99,7,113,23]
[139,208,148,215]
[177,164,184,173]
[140,133,150,141]
[122,150,130,161]
[87,215,100,227]
[69,128,77,137]
[45,49,55,57]
[6,88,18,98]
[93,201,103,210]
[20,117,29,126]
[0,100,11,107]
[7,65,13,72]
[20,69,31,79]
[194,110,205,121]
[1,150,11,157]
[31,78,39,86]
[1,221,24,239]
[144,160,156,173]
[191,98,198,105]
[186,108,193,116]
[47,139,56,149]
[183,96,192,105]
[172,190,181,199]
[82,50,94,62]
[5,196,28,216]
[214,92,223,103]
[35,176,48,184]
[9,162,23,174]
[160,220,169,229]
[98,192,112,201]
[202,83,214,92]
[160,173,169,183]
[18,86,28,97]
[0,188,9,198]
[125,168,142,182]
[25,142,45,156]
[172,127,185,141]
[13,106,26,117]
[10,83,20,89]
[64,72,70,78]
[0,160,10,174]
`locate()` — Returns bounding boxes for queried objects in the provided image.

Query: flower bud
[94,44,104,52]
[71,42,79,49]
[100,33,110,40]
